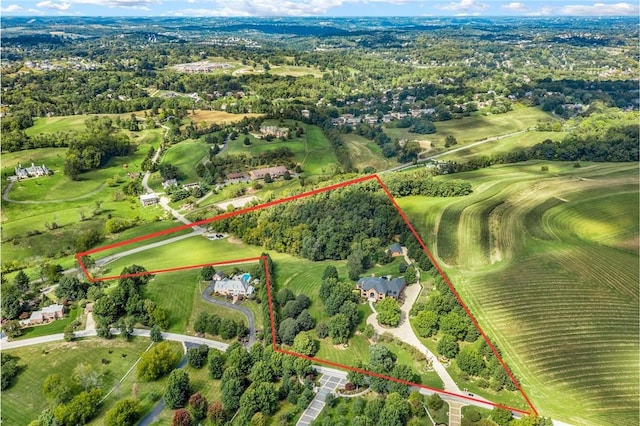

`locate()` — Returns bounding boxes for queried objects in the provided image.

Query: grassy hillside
[2,338,157,425]
[384,106,555,152]
[224,120,337,176]
[398,161,639,425]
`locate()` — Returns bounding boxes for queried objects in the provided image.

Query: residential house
[356,276,406,301]
[162,179,178,189]
[183,182,200,190]
[213,273,255,297]
[140,193,160,206]
[389,243,403,257]
[14,163,50,179]
[249,166,288,181]
[20,304,64,326]
[226,172,247,182]
[260,125,289,138]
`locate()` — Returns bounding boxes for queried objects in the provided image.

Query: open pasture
[398,161,639,425]
[1,338,153,426]
[159,140,210,183]
[437,130,565,162]
[384,106,555,152]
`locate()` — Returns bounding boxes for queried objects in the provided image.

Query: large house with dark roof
[356,276,406,301]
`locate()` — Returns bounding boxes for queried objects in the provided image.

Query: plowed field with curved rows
[399,161,639,425]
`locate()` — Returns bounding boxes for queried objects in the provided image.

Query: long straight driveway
[296,367,348,426]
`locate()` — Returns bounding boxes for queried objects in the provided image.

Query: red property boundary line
[76,174,536,416]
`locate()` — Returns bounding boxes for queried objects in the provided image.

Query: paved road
[202,281,257,347]
[297,367,348,426]
[0,328,230,351]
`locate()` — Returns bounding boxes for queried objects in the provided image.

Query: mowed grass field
[1,338,154,425]
[159,140,210,183]
[437,130,565,162]
[398,161,639,425]
[1,127,172,272]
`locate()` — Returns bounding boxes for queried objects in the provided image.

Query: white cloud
[527,6,553,15]
[502,2,529,12]
[559,2,638,16]
[166,0,351,16]
[0,4,24,12]
[68,0,160,7]
[37,1,72,10]
[439,0,489,11]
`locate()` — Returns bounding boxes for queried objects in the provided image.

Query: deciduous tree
[164,369,191,409]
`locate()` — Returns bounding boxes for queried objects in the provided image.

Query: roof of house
[140,193,159,202]
[249,166,288,179]
[42,304,63,314]
[390,243,403,254]
[29,311,43,321]
[227,172,246,180]
[214,278,254,295]
[357,276,405,297]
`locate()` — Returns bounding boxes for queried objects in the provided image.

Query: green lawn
[159,140,210,184]
[2,126,165,272]
[25,115,92,136]
[398,161,640,425]
[138,262,260,336]
[100,237,265,274]
[1,337,154,426]
[150,363,222,425]
[87,340,183,426]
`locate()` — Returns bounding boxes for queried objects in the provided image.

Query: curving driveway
[201,282,256,347]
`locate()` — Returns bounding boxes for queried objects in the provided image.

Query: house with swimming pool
[212,272,255,297]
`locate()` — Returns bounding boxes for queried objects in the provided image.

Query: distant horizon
[1,1,638,18]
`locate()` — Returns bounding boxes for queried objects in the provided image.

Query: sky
[1,0,638,17]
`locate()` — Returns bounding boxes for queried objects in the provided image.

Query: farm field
[383,106,555,152]
[1,337,155,425]
[186,109,263,125]
[397,161,639,425]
